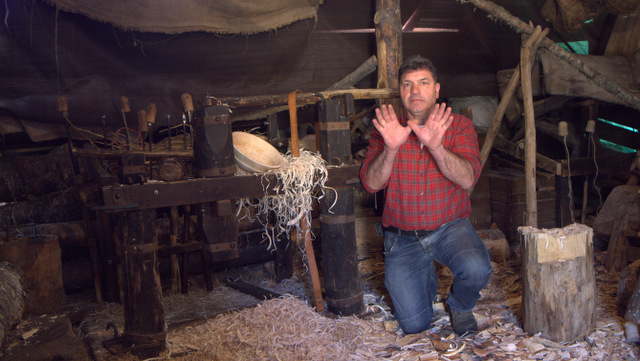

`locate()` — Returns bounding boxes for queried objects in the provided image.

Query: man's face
[399,69,440,120]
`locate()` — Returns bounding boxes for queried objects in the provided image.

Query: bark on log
[0,188,83,228]
[0,262,27,350]
[460,0,640,111]
[522,27,545,228]
[326,55,378,91]
[375,0,402,114]
[0,150,75,203]
[121,210,166,358]
[519,224,596,342]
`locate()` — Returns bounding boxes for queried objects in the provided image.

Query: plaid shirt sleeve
[359,113,481,231]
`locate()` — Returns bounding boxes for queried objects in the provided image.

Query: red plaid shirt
[360,113,481,231]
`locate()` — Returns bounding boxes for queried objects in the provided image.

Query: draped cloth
[47,0,324,34]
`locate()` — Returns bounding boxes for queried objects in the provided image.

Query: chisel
[137,109,147,151]
[181,93,194,149]
[146,103,157,152]
[120,96,132,150]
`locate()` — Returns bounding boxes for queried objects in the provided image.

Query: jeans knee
[457,257,492,287]
[397,309,433,334]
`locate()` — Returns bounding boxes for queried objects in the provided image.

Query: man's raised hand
[373,104,411,151]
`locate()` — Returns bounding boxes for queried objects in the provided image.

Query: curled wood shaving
[236,149,334,251]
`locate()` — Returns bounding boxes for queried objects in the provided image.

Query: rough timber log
[519,224,596,342]
[521,26,546,227]
[375,0,402,114]
[0,188,82,228]
[0,151,75,203]
[318,95,363,316]
[0,262,26,349]
[120,210,166,357]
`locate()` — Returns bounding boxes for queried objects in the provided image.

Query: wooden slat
[100,165,360,211]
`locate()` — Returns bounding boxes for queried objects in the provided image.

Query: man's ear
[435,83,441,98]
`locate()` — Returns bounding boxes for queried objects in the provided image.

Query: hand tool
[57,96,80,176]
[120,96,132,149]
[137,109,147,151]
[166,114,172,151]
[101,115,111,149]
[182,113,187,150]
[288,90,324,312]
[181,93,194,149]
[146,103,157,152]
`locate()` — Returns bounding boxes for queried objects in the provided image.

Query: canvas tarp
[46,0,324,35]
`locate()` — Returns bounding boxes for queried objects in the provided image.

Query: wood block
[519,224,596,342]
[0,236,65,315]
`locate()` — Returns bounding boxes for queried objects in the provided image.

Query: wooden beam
[460,0,640,111]
[375,0,402,114]
[522,26,546,227]
[100,164,361,210]
[492,137,560,175]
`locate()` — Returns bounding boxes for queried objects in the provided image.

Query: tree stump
[519,224,596,342]
[0,235,65,315]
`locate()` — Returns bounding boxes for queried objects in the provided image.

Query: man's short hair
[398,55,438,84]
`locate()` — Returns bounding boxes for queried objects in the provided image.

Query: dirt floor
[3,206,640,361]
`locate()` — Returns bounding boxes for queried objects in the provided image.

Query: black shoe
[450,310,477,336]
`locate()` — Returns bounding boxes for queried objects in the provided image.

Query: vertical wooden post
[121,210,166,358]
[318,95,363,316]
[169,206,181,293]
[521,26,544,227]
[520,224,596,342]
[375,0,402,111]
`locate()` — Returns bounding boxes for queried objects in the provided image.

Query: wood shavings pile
[164,294,439,361]
[237,149,331,250]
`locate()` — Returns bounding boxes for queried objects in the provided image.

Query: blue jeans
[383,218,492,334]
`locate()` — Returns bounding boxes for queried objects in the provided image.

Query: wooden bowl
[232,132,285,173]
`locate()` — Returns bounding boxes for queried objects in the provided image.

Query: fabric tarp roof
[46,0,324,35]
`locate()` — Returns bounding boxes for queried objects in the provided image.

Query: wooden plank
[492,137,561,175]
[100,165,360,211]
[490,188,556,204]
[490,198,556,215]
[604,5,640,57]
[561,152,636,177]
[491,209,556,225]
[539,49,640,106]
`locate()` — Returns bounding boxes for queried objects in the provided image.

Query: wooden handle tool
[288,90,324,312]
[120,96,132,149]
[146,103,157,151]
[137,109,148,151]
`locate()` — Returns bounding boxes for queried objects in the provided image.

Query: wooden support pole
[288,91,325,312]
[318,95,363,316]
[519,224,596,342]
[521,26,545,228]
[121,210,166,358]
[169,206,181,293]
[477,27,549,173]
[375,0,402,113]
[321,186,363,316]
